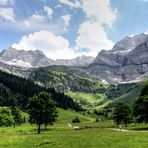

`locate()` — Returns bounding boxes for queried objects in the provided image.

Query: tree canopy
[0,107,14,127]
[133,81,148,123]
[0,70,81,111]
[28,92,58,134]
[113,102,131,126]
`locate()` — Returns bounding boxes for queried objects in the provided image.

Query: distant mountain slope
[0,48,94,67]
[0,48,53,67]
[55,56,95,66]
[87,33,148,84]
[28,66,107,93]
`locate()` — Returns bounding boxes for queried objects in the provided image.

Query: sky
[0,0,148,59]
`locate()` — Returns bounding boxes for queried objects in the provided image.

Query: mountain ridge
[86,32,148,84]
[0,48,95,67]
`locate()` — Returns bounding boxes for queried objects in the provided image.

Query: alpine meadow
[0,0,148,148]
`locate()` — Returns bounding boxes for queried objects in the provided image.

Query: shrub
[72,116,80,123]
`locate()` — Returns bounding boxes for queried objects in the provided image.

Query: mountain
[86,32,148,84]
[0,48,94,68]
[0,48,53,68]
[54,56,95,66]
[28,65,106,93]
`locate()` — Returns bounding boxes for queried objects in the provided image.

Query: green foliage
[28,92,58,134]
[133,81,148,123]
[29,66,107,93]
[0,107,14,127]
[105,83,142,109]
[0,70,81,111]
[11,107,22,125]
[72,116,80,123]
[113,103,132,126]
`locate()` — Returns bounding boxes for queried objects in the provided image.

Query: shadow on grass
[132,127,148,131]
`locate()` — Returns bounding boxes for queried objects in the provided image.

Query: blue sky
[0,0,148,59]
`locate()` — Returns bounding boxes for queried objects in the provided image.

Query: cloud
[58,0,81,8]
[81,0,117,28]
[61,14,71,27]
[0,8,15,22]
[59,0,117,28]
[0,0,15,6]
[12,30,77,60]
[139,0,148,2]
[44,6,53,18]
[0,11,61,33]
[76,21,114,56]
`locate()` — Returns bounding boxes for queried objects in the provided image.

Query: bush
[0,107,14,127]
[72,116,80,123]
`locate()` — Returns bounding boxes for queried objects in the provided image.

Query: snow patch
[1,60,33,68]
[128,34,135,37]
[112,48,133,54]
[144,30,148,35]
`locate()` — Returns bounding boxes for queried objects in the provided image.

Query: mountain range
[0,48,95,68]
[0,32,148,84]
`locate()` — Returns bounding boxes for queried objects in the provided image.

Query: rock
[87,33,148,84]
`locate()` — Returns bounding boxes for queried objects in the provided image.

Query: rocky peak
[0,48,52,67]
[87,32,148,84]
[112,33,148,52]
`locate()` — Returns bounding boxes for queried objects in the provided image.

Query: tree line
[113,81,148,126]
[0,70,81,111]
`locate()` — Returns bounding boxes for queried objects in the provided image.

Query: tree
[11,107,22,127]
[133,82,148,123]
[113,103,131,126]
[28,92,58,134]
[0,107,14,127]
[72,116,80,123]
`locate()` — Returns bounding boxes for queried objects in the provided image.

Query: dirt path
[108,128,148,132]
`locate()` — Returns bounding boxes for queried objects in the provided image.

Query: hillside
[0,70,81,110]
[27,65,143,110]
[28,66,107,93]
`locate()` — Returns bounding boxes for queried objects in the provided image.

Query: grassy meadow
[0,108,148,148]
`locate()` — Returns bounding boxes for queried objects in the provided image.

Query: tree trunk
[45,124,47,130]
[38,123,41,134]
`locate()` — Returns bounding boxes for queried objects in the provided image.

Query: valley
[0,32,148,148]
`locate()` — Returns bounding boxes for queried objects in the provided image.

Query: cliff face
[87,33,148,84]
[0,48,52,67]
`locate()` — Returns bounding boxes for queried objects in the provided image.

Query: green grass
[0,109,147,148]
[0,124,147,148]
[113,85,141,105]
[57,108,94,123]
[67,91,107,109]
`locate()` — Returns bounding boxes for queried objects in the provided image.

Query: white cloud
[59,0,117,28]
[0,12,61,33]
[139,0,148,2]
[0,0,15,6]
[44,6,53,18]
[58,0,81,8]
[12,30,77,60]
[0,8,15,22]
[81,0,117,28]
[20,13,46,30]
[76,21,114,57]
[61,14,71,27]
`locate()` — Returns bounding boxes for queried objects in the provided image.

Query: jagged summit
[0,48,95,68]
[87,33,148,84]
